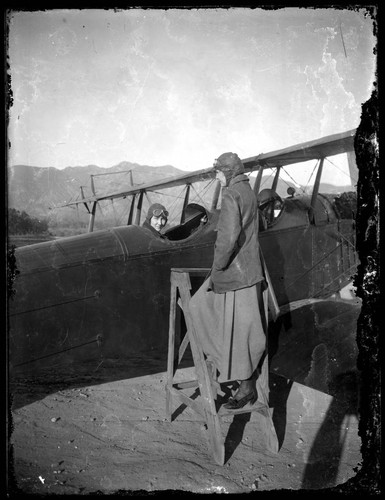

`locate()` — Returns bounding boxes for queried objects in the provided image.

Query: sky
[6,7,377,186]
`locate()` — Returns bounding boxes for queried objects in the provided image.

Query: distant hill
[7,161,355,236]
[8,161,183,216]
[7,162,186,234]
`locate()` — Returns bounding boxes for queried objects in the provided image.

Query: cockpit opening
[164,203,209,241]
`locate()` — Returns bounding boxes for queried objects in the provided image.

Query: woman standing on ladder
[189,152,267,409]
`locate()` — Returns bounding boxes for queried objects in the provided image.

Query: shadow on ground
[9,349,193,411]
[301,370,360,489]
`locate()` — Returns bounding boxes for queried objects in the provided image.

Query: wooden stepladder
[166,267,279,466]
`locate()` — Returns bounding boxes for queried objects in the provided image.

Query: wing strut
[253,167,264,196]
[135,191,144,226]
[87,202,97,232]
[271,166,281,192]
[80,186,90,213]
[180,184,191,224]
[309,158,325,224]
[127,194,136,225]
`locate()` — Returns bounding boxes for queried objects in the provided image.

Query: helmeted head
[184,203,208,224]
[146,203,169,232]
[257,188,283,225]
[257,188,281,209]
[213,152,245,186]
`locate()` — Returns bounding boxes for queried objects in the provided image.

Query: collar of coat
[227,173,249,187]
[142,219,168,238]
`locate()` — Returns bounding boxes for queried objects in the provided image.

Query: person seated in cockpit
[142,203,169,239]
[257,189,283,230]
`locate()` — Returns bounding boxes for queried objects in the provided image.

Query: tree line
[8,208,50,235]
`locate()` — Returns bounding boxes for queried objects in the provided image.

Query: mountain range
[8,161,182,215]
[7,162,353,235]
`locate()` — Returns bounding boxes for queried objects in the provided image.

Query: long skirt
[189,278,266,383]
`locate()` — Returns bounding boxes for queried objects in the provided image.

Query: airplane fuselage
[8,192,359,391]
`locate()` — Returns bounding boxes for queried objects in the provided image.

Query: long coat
[210,173,264,293]
[189,173,266,382]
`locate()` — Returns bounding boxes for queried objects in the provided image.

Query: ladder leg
[195,352,225,465]
[257,285,279,453]
[257,354,279,454]
[204,408,225,465]
[166,282,177,421]
[206,360,220,398]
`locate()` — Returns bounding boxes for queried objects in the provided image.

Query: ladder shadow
[171,381,262,464]
[224,412,252,463]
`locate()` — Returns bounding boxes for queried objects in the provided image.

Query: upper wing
[58,129,356,208]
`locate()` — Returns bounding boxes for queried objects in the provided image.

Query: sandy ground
[8,354,361,495]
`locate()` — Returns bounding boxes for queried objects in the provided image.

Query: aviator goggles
[152,208,169,218]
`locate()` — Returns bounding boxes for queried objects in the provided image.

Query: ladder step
[173,380,199,390]
[172,382,270,416]
[169,386,205,418]
[218,400,268,417]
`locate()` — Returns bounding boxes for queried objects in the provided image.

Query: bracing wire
[326,157,358,185]
[202,177,217,196]
[190,178,216,207]
[259,170,274,190]
[151,178,217,224]
[112,197,133,226]
[148,186,187,225]
[280,166,309,194]
[276,175,301,192]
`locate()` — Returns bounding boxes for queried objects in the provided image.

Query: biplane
[8,129,360,395]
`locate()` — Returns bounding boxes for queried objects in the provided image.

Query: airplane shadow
[13,347,355,478]
[8,349,191,412]
[9,299,359,482]
[216,370,359,477]
[268,373,294,449]
[8,278,203,412]
[9,342,295,469]
[300,370,360,489]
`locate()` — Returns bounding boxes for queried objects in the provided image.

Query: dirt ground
[8,352,361,495]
